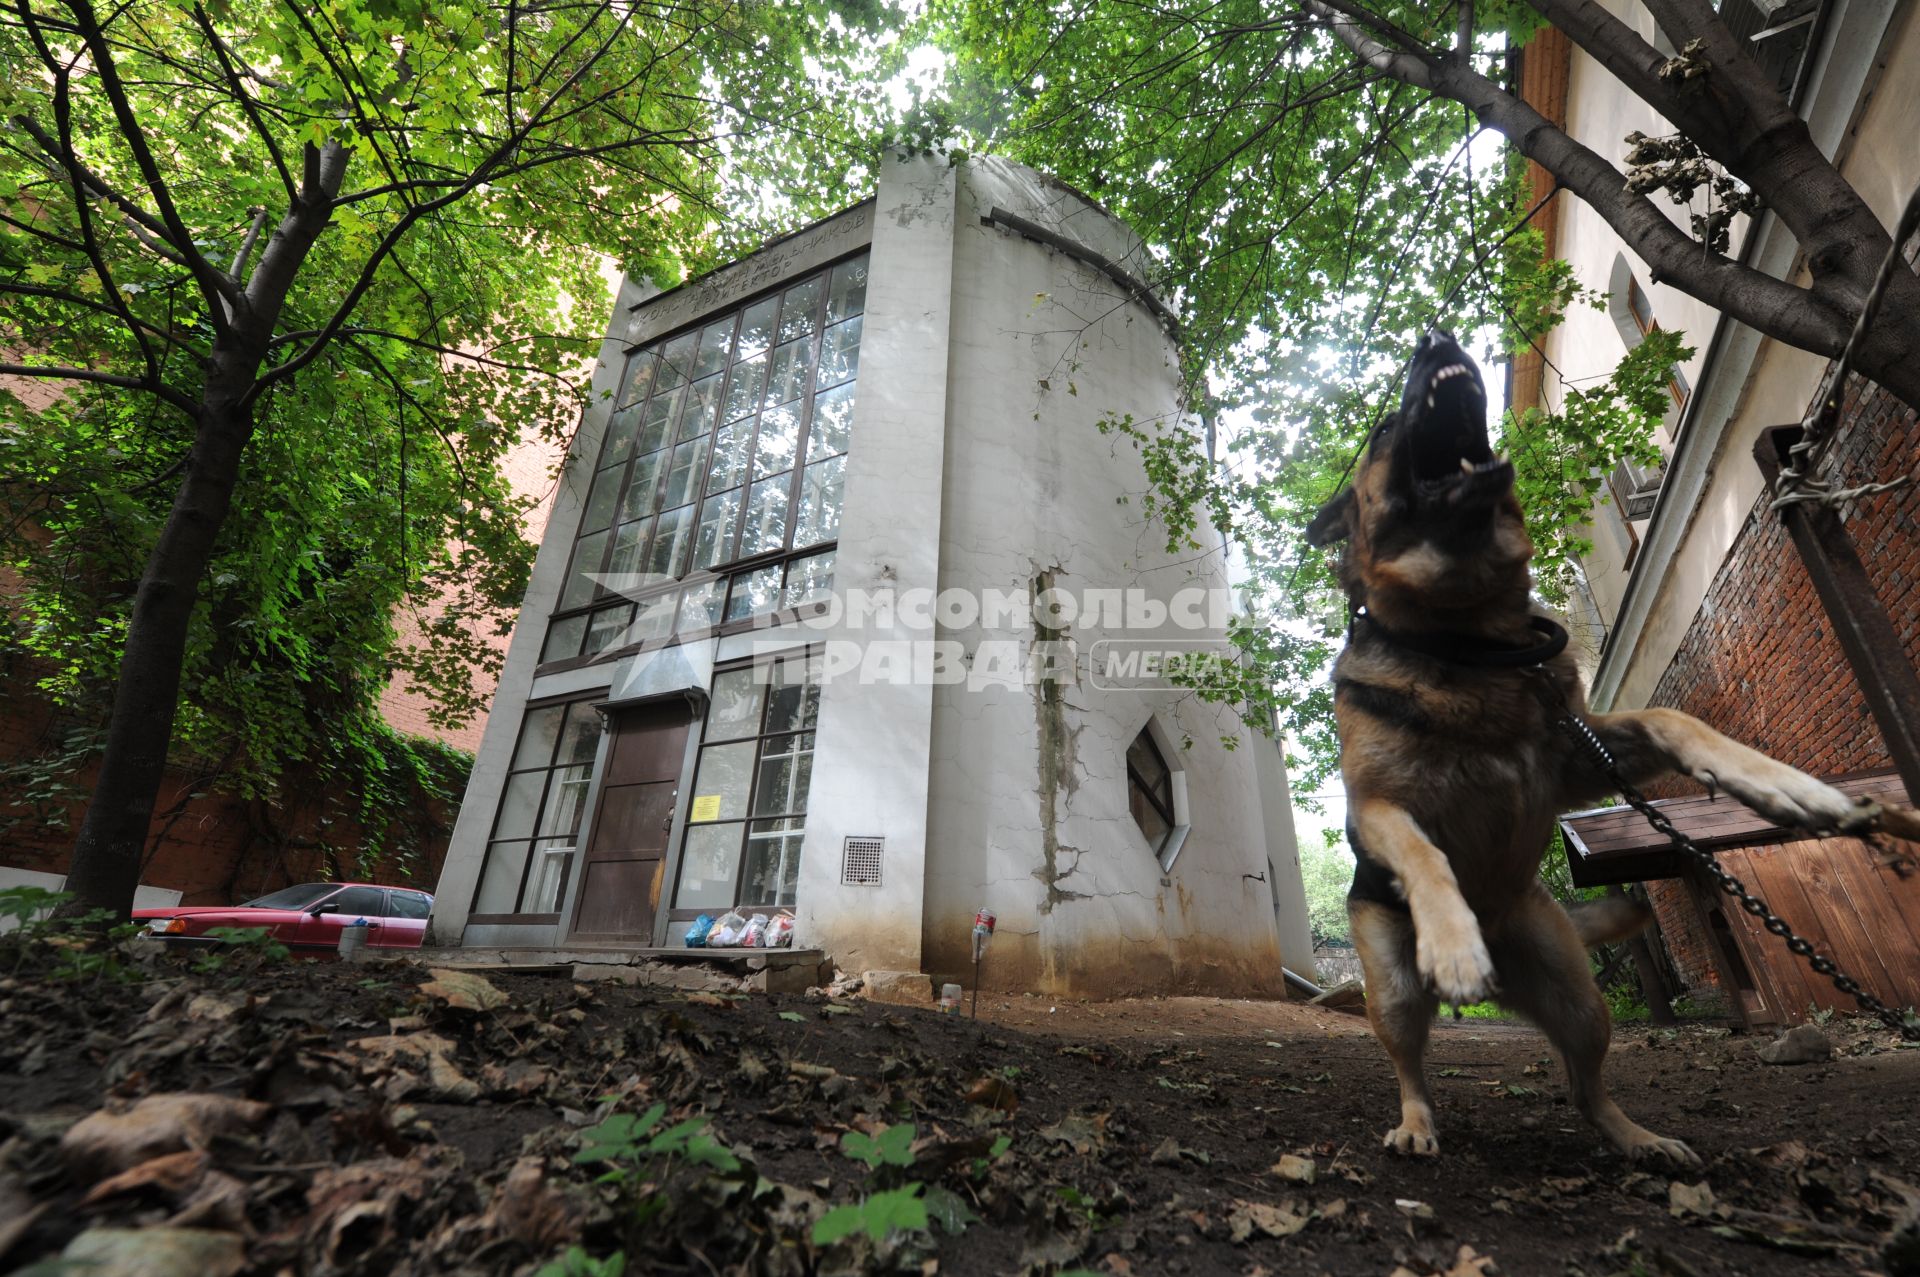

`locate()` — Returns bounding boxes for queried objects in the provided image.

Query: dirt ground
[4,950,1919,1276]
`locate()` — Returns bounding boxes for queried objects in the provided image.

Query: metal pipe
[1282,966,1324,999]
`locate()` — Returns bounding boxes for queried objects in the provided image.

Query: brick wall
[1638,377,1920,997]
[1,652,452,907]
[1509,26,1572,420]
[376,428,562,751]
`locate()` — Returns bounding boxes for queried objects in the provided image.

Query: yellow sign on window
[690,794,722,822]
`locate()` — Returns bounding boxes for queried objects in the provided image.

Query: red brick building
[0,398,561,908]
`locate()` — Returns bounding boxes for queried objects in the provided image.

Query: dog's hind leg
[1351,899,1443,1155]
[1491,884,1700,1166]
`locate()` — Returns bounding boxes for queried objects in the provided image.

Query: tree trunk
[59,147,343,921]
[60,393,257,919]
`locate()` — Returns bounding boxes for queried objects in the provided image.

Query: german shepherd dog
[1306,331,1920,1166]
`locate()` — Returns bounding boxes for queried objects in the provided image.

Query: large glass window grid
[673,657,820,912]
[541,254,867,666]
[471,700,605,917]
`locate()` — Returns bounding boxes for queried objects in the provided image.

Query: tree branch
[1299,0,1856,357]
[0,361,198,414]
[251,0,640,399]
[11,115,188,267]
[0,281,207,356]
[63,0,242,325]
[188,3,297,204]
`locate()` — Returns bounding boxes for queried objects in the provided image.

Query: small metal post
[969,907,995,1020]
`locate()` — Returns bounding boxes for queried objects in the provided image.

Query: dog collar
[1349,606,1569,669]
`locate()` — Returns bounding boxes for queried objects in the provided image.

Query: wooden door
[569,701,692,941]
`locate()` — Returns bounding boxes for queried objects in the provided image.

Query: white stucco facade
[428,154,1314,996]
[1533,0,1920,703]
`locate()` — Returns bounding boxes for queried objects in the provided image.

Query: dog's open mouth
[1400,342,1512,510]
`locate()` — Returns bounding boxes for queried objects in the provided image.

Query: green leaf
[922,1185,978,1234]
[811,1184,929,1244]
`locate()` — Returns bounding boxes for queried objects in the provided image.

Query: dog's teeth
[1460,458,1474,474]
[1426,392,1435,409]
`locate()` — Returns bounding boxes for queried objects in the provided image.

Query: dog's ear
[1306,487,1354,547]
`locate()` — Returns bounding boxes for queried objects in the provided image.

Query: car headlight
[146,918,187,934]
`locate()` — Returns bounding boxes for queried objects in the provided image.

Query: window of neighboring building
[540,253,867,666]
[1127,728,1175,856]
[471,699,605,917]
[673,654,819,912]
[1623,275,1691,409]
[1605,256,1687,523]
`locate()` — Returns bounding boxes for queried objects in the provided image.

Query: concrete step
[388,946,833,995]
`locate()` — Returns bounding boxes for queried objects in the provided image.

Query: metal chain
[1536,680,1920,1041]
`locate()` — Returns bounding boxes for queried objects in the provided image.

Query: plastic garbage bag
[708,910,749,947]
[766,913,795,948]
[740,913,771,947]
[684,914,715,948]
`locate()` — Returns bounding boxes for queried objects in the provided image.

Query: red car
[134,882,433,954]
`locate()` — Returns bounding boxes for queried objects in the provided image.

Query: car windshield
[240,884,337,910]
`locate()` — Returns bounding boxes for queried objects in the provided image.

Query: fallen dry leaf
[60,1226,244,1277]
[305,1148,450,1268]
[1227,1197,1310,1242]
[1669,1180,1717,1219]
[185,991,248,1023]
[61,1094,270,1181]
[964,1075,1019,1112]
[80,1150,209,1206]
[418,968,508,1011]
[1269,1152,1316,1183]
[1444,1244,1500,1276]
[1037,1111,1110,1155]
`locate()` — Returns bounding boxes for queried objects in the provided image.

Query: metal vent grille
[842,837,884,885]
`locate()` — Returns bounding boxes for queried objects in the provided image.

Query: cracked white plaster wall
[916,156,1307,992]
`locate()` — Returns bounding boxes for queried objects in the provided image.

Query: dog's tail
[1566,895,1653,948]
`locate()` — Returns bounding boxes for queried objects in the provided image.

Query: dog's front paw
[1415,908,1496,1003]
[1384,1123,1439,1156]
[1382,1121,1443,1159]
[1705,754,1867,836]
[1625,1133,1701,1168]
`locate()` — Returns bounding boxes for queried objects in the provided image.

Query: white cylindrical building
[428,153,1315,996]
